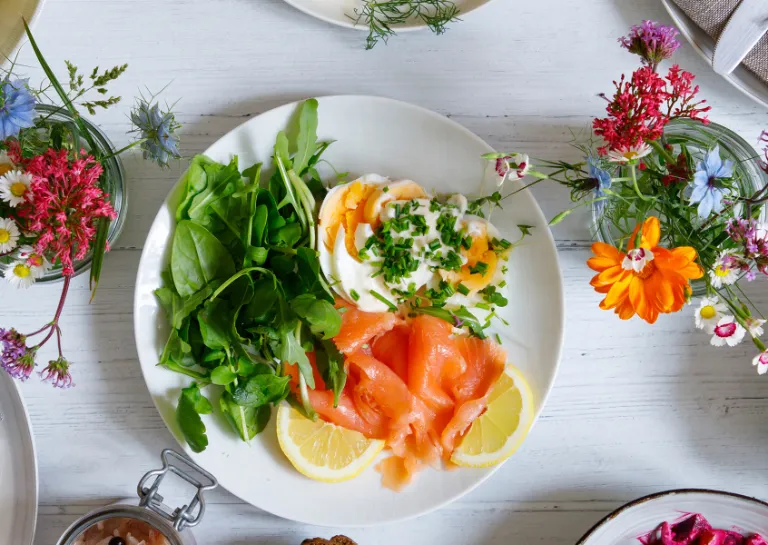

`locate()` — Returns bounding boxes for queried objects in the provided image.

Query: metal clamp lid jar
[56,450,218,545]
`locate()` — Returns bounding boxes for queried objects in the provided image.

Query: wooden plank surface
[2,0,768,542]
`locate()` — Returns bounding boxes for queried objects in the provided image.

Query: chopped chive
[350,289,360,301]
[461,236,473,250]
[428,240,441,251]
[495,333,502,345]
[457,283,470,296]
[358,248,369,260]
[383,186,390,193]
[498,280,507,288]
[469,261,489,275]
[370,289,398,311]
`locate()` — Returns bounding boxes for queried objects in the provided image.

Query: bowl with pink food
[577,490,768,545]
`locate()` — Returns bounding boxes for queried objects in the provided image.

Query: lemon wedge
[276,404,385,483]
[450,365,535,468]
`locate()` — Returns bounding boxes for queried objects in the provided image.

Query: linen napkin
[670,0,768,82]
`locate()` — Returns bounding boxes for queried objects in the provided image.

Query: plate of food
[0,371,38,545]
[281,0,491,48]
[134,95,564,526]
[0,0,45,65]
[578,489,768,545]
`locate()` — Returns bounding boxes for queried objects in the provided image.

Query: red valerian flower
[661,152,692,186]
[15,149,116,276]
[593,65,710,156]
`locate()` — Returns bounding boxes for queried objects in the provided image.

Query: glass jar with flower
[0,23,181,387]
[477,20,768,374]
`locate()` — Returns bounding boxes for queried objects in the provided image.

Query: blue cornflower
[0,79,36,140]
[689,145,733,218]
[130,99,181,167]
[588,155,612,215]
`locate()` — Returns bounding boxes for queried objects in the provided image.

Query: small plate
[134,95,564,527]
[0,373,38,545]
[661,0,768,109]
[578,489,768,545]
[0,0,46,66]
[281,0,491,33]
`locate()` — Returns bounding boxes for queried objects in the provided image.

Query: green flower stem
[629,164,653,202]
[753,336,767,352]
[647,139,677,164]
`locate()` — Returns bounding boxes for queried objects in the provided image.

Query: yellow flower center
[624,151,639,160]
[700,305,717,320]
[0,229,9,244]
[13,264,30,278]
[10,182,26,197]
[714,265,729,277]
[0,164,12,176]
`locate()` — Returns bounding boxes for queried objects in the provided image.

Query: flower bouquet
[0,23,180,386]
[487,21,768,373]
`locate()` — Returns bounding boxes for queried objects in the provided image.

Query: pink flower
[619,21,681,69]
[40,357,73,388]
[15,149,116,276]
[753,350,768,375]
[0,328,35,381]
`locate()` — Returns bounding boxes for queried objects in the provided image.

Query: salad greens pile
[155,99,347,453]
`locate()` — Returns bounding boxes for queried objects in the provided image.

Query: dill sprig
[351,0,461,50]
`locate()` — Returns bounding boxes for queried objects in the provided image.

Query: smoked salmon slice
[371,325,410,382]
[333,303,400,354]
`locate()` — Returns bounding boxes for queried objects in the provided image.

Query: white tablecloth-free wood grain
[4,0,768,543]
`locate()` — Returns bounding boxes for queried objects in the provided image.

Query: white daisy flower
[753,350,768,375]
[694,296,728,333]
[0,217,20,253]
[4,261,35,289]
[710,316,746,347]
[607,142,652,163]
[0,170,32,207]
[622,247,654,273]
[0,150,14,176]
[745,317,766,338]
[16,245,50,279]
[709,249,741,288]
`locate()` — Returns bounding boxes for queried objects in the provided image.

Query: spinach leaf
[251,204,269,247]
[174,283,217,330]
[256,190,285,231]
[187,157,240,221]
[293,98,318,175]
[243,276,279,324]
[231,373,290,407]
[155,287,180,318]
[210,365,237,386]
[171,220,235,297]
[176,155,219,222]
[176,384,212,453]
[197,299,232,351]
[160,329,195,368]
[315,339,346,407]
[290,294,342,339]
[220,392,271,442]
[270,222,302,248]
[296,247,334,302]
[246,246,268,266]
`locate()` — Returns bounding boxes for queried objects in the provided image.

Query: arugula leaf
[274,130,291,166]
[293,98,319,174]
[295,247,334,302]
[270,222,302,248]
[220,392,271,442]
[243,276,279,323]
[160,328,195,368]
[231,373,290,407]
[290,294,342,340]
[176,384,212,453]
[176,155,220,221]
[251,204,269,247]
[274,298,314,389]
[314,339,346,406]
[171,221,235,297]
[174,283,217,330]
[246,246,268,266]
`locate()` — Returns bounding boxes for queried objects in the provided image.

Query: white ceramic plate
[134,95,564,526]
[281,0,490,33]
[661,0,768,110]
[578,489,768,545]
[0,373,38,545]
[0,0,46,66]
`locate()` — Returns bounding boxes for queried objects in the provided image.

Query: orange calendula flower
[587,216,703,324]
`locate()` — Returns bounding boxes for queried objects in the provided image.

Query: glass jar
[591,119,768,296]
[4,104,128,282]
[55,450,217,545]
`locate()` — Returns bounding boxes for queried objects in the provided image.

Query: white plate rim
[1,0,47,68]
[0,373,39,545]
[133,94,565,526]
[576,488,768,545]
[660,0,768,110]
[280,0,495,33]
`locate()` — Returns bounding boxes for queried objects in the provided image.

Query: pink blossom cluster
[11,147,116,276]
[726,218,768,279]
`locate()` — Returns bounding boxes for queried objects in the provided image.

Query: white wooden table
[5,0,768,543]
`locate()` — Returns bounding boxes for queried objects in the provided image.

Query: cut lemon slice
[450,365,535,468]
[276,404,385,483]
